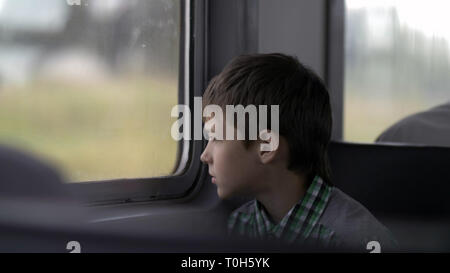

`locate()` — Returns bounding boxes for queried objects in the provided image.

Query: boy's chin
[217,186,251,200]
[216,189,228,200]
[216,187,233,200]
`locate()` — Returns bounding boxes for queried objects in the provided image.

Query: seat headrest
[0,145,69,200]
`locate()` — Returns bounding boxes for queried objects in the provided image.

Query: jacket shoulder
[320,188,398,252]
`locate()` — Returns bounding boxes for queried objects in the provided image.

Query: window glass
[344,0,450,144]
[0,0,180,181]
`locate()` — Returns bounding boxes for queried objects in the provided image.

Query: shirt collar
[253,176,333,243]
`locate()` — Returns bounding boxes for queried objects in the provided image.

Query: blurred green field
[344,94,434,143]
[0,76,178,182]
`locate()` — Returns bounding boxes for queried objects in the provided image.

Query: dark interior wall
[207,0,259,78]
[208,0,326,78]
[258,0,326,78]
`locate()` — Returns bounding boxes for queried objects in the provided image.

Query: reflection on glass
[0,0,180,182]
[344,0,450,143]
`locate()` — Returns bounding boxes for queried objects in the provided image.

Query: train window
[344,0,450,145]
[0,0,181,182]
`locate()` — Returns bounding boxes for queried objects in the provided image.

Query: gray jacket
[318,187,398,252]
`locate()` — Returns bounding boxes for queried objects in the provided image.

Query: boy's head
[200,53,332,199]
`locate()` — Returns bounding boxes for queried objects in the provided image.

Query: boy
[200,53,397,251]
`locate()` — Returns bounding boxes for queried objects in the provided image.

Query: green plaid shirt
[228,176,334,246]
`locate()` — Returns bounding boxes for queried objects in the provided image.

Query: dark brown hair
[203,53,332,184]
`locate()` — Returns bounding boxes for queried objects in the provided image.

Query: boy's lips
[211,176,216,183]
[209,173,216,183]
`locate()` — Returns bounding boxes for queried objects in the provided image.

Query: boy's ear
[257,129,280,164]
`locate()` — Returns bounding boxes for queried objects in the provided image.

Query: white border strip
[175,0,191,175]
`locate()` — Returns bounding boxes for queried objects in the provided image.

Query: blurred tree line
[0,0,181,78]
[346,6,450,102]
[70,0,179,77]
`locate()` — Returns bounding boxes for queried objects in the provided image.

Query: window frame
[325,0,345,141]
[69,0,207,205]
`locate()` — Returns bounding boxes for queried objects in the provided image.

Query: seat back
[328,141,450,217]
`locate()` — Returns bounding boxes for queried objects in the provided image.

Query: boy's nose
[200,143,211,164]
[200,149,209,164]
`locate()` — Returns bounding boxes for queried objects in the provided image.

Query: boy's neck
[255,171,309,224]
